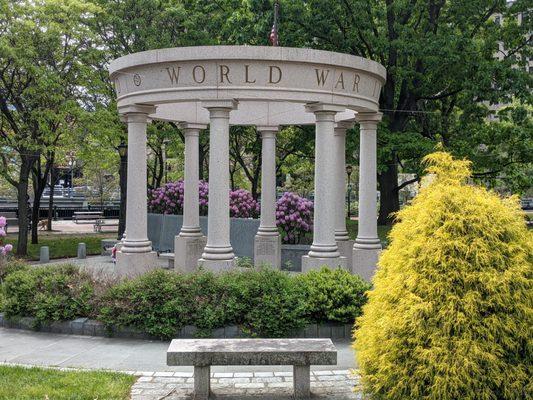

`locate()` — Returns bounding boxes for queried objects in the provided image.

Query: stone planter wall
[0,313,353,341]
[148,213,309,270]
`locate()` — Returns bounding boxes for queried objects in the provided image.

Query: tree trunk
[118,153,127,240]
[31,194,41,244]
[16,156,34,256]
[377,156,400,225]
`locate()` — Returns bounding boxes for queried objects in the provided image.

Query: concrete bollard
[39,246,50,264]
[77,243,86,259]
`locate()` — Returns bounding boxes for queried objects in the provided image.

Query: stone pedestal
[115,251,157,277]
[301,255,347,272]
[174,235,207,272]
[198,258,235,272]
[352,248,381,282]
[336,239,354,271]
[254,235,281,268]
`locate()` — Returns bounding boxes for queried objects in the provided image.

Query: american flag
[269,25,279,46]
[269,1,280,46]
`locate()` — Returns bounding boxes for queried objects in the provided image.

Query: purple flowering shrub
[148,181,259,218]
[148,180,209,215]
[0,216,13,256]
[229,189,260,218]
[275,192,313,244]
[148,183,314,243]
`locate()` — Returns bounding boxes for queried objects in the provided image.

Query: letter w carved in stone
[166,67,181,84]
[315,69,330,87]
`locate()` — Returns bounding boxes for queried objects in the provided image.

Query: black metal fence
[0,205,120,220]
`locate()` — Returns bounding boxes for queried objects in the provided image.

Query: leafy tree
[0,0,100,254]
[281,0,532,223]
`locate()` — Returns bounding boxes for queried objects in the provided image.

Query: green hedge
[2,264,95,326]
[1,262,371,339]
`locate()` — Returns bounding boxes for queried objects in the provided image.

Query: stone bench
[167,338,337,399]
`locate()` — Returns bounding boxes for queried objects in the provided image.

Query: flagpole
[270,0,280,46]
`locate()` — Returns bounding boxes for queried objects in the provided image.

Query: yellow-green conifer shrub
[354,151,532,400]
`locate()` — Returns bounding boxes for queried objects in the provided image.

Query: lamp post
[346,165,353,219]
[117,141,128,240]
[67,153,76,198]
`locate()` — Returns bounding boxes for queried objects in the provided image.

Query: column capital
[118,104,157,123]
[201,99,238,111]
[355,112,383,125]
[334,121,355,136]
[257,126,279,138]
[305,103,345,115]
[179,122,208,134]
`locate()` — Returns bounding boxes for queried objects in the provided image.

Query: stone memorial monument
[109,45,386,279]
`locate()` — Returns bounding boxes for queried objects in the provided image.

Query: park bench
[93,219,119,232]
[167,338,337,399]
[72,211,103,224]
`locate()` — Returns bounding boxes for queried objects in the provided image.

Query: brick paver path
[132,370,363,400]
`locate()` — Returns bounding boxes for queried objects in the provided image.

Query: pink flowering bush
[276,192,313,244]
[0,216,13,256]
[229,189,260,218]
[148,180,209,215]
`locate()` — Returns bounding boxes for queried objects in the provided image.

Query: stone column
[198,100,238,271]
[174,123,208,272]
[302,103,347,271]
[254,126,281,268]
[334,122,355,271]
[116,104,157,277]
[353,112,383,281]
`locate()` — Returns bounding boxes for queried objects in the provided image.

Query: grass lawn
[0,365,135,400]
[8,233,115,261]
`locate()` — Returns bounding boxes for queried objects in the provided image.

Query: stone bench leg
[194,365,210,400]
[293,364,310,399]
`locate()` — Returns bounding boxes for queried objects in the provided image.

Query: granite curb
[0,313,354,341]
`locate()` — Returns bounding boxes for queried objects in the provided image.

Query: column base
[336,239,355,271]
[254,234,281,268]
[352,246,382,282]
[174,235,207,273]
[301,255,347,272]
[115,250,158,278]
[197,257,235,272]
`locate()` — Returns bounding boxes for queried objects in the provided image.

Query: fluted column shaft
[334,123,352,241]
[201,100,237,262]
[306,104,345,259]
[121,106,155,253]
[179,123,207,237]
[257,127,279,236]
[355,113,382,249]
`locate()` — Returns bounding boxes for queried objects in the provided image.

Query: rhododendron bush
[276,192,313,244]
[148,182,314,243]
[229,189,259,218]
[148,180,209,215]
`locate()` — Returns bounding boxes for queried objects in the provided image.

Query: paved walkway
[0,328,362,399]
[0,328,356,372]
